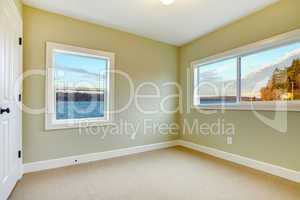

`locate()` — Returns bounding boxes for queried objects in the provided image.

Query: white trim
[191,28,300,111]
[45,42,115,130]
[23,140,299,183]
[23,141,178,174]
[10,0,24,182]
[194,101,300,111]
[177,140,300,183]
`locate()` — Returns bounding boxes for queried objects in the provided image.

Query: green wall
[23,6,179,163]
[23,0,300,171]
[179,0,300,171]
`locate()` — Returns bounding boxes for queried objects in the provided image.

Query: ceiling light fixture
[160,0,175,6]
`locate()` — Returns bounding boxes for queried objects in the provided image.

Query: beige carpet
[10,147,300,200]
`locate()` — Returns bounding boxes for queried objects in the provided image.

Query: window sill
[193,101,300,112]
[45,119,116,131]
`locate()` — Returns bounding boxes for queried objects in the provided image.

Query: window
[194,58,237,105]
[46,42,114,130]
[192,29,300,111]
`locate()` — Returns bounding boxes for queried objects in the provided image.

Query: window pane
[241,42,300,101]
[54,51,107,120]
[195,58,237,105]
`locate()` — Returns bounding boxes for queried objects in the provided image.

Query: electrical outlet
[227,136,233,145]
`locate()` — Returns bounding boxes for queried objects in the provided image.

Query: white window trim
[45,42,115,130]
[191,29,300,111]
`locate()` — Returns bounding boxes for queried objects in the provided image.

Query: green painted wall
[23,0,300,171]
[179,0,300,171]
[23,6,179,163]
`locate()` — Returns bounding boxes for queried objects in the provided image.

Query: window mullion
[197,67,200,105]
[237,57,241,103]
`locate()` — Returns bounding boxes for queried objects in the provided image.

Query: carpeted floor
[9,147,300,200]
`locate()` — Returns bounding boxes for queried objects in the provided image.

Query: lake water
[199,98,236,105]
[56,101,104,120]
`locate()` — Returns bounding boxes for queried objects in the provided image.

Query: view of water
[56,101,105,120]
[199,97,236,105]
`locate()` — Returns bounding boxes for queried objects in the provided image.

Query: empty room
[1,0,300,199]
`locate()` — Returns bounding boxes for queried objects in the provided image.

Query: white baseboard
[23,139,300,183]
[177,140,300,183]
[23,141,177,174]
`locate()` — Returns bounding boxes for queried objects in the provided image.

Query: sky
[241,42,300,78]
[54,51,107,90]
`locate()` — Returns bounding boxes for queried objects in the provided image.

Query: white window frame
[45,42,115,130]
[191,29,300,111]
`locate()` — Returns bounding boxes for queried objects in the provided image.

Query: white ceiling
[22,0,279,46]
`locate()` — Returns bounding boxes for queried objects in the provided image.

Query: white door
[0,0,22,199]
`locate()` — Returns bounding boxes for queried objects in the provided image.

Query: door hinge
[18,94,22,102]
[18,150,22,158]
[19,37,22,45]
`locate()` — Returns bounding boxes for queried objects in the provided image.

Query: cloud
[55,65,106,79]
